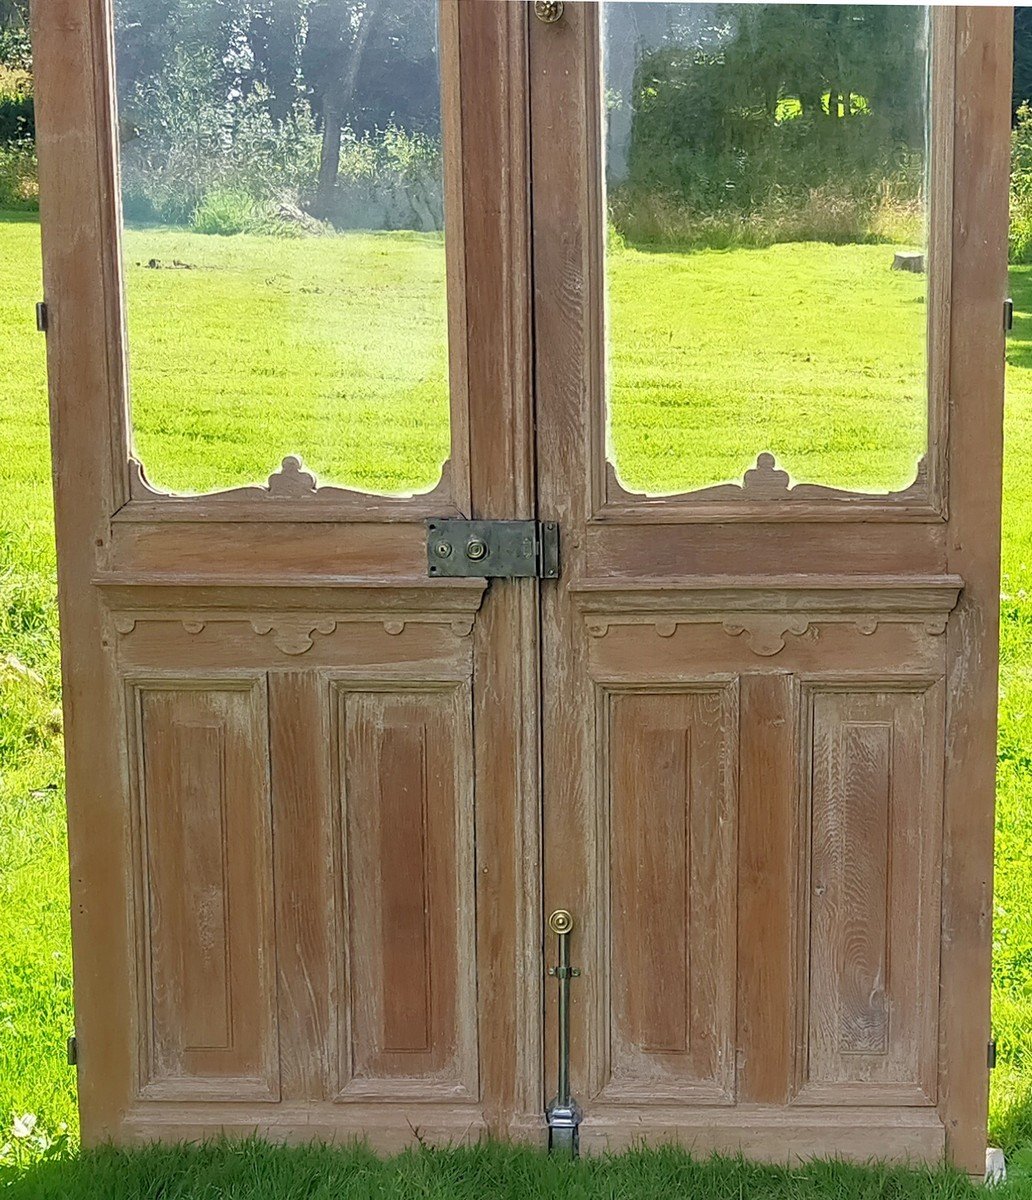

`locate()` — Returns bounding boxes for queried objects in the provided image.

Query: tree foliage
[610,3,928,226]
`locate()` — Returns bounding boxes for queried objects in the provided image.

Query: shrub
[192,187,257,235]
[0,141,37,210]
[118,47,321,227]
[1012,104,1032,264]
[321,124,443,232]
[0,26,32,74]
[608,171,923,254]
[0,64,33,143]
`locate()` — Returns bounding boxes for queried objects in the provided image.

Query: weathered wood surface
[33,0,1009,1168]
[530,2,1008,1171]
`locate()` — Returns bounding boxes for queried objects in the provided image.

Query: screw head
[434,541,453,558]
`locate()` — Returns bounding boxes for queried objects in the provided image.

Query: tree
[0,0,28,29]
[307,0,383,213]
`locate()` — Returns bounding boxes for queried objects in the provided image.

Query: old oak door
[35,0,1009,1170]
[530,1,1010,1173]
[33,0,544,1148]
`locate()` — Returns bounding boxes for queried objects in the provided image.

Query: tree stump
[892,251,925,273]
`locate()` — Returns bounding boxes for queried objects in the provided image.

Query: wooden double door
[34,0,1009,1171]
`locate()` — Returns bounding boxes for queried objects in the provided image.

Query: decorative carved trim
[123,455,456,520]
[571,574,963,655]
[607,452,929,507]
[723,617,811,657]
[584,613,954,653]
[111,612,478,646]
[251,618,337,656]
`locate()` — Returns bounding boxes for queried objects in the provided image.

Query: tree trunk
[315,0,382,216]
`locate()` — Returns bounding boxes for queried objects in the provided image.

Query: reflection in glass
[115,0,450,496]
[602,4,931,497]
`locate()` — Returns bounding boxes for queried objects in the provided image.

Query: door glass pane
[115,0,450,496]
[603,4,932,498]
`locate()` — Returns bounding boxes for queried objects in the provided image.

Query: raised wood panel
[128,677,279,1101]
[601,685,737,1103]
[798,681,944,1105]
[332,682,478,1101]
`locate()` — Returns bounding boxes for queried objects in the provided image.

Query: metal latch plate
[427,519,559,579]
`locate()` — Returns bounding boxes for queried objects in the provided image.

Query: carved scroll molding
[99,575,486,656]
[574,574,962,658]
[722,616,811,658]
[111,612,478,654]
[250,617,337,656]
[600,454,942,523]
[122,455,458,522]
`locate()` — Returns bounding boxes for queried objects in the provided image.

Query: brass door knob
[534,1,564,24]
[548,909,574,935]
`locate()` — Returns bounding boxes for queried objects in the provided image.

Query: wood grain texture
[332,683,477,1100]
[31,0,135,1142]
[605,687,737,1104]
[938,7,1012,1174]
[128,677,279,1101]
[799,682,944,1106]
[35,0,540,1148]
[461,1,543,1140]
[736,673,798,1105]
[35,0,1009,1162]
[268,671,334,1102]
[530,0,1005,1167]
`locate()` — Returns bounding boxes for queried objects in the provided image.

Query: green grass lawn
[0,1140,1003,1199]
[1,210,1032,1191]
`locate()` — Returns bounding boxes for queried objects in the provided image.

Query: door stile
[459,1,544,1140]
[938,7,1012,1174]
[31,0,133,1142]
[529,0,601,1128]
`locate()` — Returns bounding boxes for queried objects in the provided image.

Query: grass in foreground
[1,210,1032,1177]
[0,1140,1014,1200]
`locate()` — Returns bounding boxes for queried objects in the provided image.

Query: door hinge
[67,1034,78,1066]
[1005,298,1014,333]
[427,519,560,579]
[36,301,49,333]
[988,1039,997,1070]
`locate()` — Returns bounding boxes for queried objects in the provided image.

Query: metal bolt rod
[556,927,572,1107]
[546,910,581,1155]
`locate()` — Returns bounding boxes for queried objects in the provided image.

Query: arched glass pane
[115,0,451,497]
[603,3,931,498]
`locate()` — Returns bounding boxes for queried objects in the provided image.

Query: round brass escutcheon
[434,541,453,559]
[465,537,488,561]
[548,908,574,935]
[534,0,564,24]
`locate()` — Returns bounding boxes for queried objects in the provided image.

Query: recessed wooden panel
[129,677,279,1101]
[603,685,737,1103]
[799,681,944,1105]
[333,683,477,1100]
